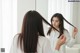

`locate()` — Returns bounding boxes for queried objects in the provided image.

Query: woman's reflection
[47,13,78,53]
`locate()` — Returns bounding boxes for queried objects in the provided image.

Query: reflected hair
[47,13,75,38]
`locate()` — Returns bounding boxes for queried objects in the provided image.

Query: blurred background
[0,0,80,53]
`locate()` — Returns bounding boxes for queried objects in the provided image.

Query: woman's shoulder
[13,33,21,42]
[14,34,20,39]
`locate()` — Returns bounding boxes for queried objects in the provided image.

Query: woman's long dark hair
[17,10,59,53]
[47,13,75,38]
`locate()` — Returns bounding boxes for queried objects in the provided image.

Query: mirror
[36,0,80,53]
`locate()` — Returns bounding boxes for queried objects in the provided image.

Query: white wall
[17,0,36,33]
[1,0,17,53]
[0,0,2,48]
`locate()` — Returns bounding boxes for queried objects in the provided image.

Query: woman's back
[10,35,54,53]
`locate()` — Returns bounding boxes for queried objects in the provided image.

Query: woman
[47,13,78,53]
[10,11,66,53]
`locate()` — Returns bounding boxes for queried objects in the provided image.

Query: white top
[47,29,76,53]
[10,35,60,53]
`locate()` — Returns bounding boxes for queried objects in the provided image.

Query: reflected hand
[72,27,78,38]
[58,35,66,46]
[55,35,66,50]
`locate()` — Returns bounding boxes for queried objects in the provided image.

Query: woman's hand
[55,35,66,50]
[72,27,78,39]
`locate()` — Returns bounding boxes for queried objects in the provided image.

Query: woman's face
[52,17,60,28]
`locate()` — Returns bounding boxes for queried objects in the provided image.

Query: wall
[0,0,2,48]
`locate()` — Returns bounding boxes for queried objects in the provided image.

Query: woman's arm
[55,35,66,50]
[10,35,18,53]
[72,27,78,39]
[64,29,78,47]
